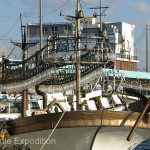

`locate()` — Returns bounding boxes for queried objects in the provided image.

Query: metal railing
[116,54,139,61]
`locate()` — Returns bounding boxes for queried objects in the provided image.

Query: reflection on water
[134,140,150,150]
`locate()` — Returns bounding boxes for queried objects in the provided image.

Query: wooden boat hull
[2,111,150,150]
[1,126,150,150]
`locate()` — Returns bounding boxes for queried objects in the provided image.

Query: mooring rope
[40,111,65,150]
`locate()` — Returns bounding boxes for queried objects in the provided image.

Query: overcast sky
[0,0,149,71]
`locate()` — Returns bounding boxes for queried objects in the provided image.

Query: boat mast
[100,0,102,32]
[12,15,39,117]
[60,1,95,110]
[20,14,28,117]
[40,0,43,50]
[76,0,81,109]
[146,24,148,72]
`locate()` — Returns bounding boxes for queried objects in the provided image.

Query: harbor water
[134,140,150,150]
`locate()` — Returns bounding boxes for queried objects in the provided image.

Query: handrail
[116,54,139,61]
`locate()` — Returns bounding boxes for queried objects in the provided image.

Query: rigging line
[17,53,22,60]
[40,111,65,150]
[79,0,84,16]
[42,0,71,17]
[74,0,92,9]
[59,0,76,7]
[0,17,20,39]
[59,0,90,9]
[102,14,111,23]
[0,16,18,18]
[81,0,97,7]
[129,31,146,50]
[22,14,39,19]
[135,27,150,42]
[135,30,146,42]
[61,0,92,9]
[23,1,39,19]
[0,38,11,41]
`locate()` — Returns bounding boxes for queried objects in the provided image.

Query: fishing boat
[0,93,41,121]
[0,0,150,150]
[2,90,150,150]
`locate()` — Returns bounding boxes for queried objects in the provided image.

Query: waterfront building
[27,18,139,71]
[82,18,139,71]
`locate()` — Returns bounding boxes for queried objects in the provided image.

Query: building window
[42,27,48,35]
[52,26,58,35]
[131,30,134,38]
[64,26,71,35]
[121,63,125,70]
[129,64,133,71]
[127,40,129,49]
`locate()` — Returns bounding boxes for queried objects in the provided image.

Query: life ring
[53,97,57,101]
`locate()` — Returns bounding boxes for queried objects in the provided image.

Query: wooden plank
[7,111,150,135]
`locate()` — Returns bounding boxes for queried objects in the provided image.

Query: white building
[82,19,138,71]
[27,19,139,71]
